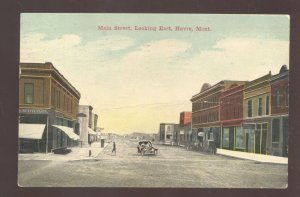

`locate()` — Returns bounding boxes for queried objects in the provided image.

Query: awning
[19,123,46,139]
[52,125,80,140]
[88,128,97,135]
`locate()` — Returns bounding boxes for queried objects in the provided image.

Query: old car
[137,140,158,156]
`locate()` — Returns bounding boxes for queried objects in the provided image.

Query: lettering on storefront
[19,109,49,114]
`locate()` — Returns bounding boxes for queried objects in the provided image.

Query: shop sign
[19,108,49,114]
[198,132,204,136]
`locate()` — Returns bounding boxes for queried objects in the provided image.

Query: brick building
[19,62,80,153]
[190,81,245,150]
[178,112,192,147]
[220,83,247,150]
[270,65,289,157]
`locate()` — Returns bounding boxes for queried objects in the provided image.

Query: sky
[20,14,289,134]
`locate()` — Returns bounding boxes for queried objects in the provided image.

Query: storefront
[243,120,270,154]
[19,108,80,153]
[222,126,243,151]
[270,116,288,157]
[19,62,81,153]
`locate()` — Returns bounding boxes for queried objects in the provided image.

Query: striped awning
[19,123,46,139]
[52,125,80,140]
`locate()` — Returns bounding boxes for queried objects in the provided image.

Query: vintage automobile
[137,140,158,156]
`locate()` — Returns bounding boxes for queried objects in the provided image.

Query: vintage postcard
[18,13,289,188]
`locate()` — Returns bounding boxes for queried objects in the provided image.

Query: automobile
[137,140,158,156]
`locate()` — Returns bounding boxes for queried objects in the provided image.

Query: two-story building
[220,83,247,151]
[270,65,289,157]
[243,72,272,155]
[190,81,245,150]
[19,62,80,153]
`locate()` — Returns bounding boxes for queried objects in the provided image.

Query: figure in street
[112,141,116,155]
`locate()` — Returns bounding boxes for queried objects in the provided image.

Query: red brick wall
[220,85,244,124]
[271,78,289,115]
[180,112,191,126]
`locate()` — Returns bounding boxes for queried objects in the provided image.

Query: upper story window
[285,87,289,106]
[24,83,34,104]
[247,100,252,117]
[275,90,280,107]
[266,95,269,115]
[258,97,263,116]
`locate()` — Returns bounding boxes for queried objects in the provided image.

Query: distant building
[159,123,179,145]
[78,105,98,146]
[19,62,80,153]
[92,114,98,131]
[270,65,289,157]
[179,112,192,147]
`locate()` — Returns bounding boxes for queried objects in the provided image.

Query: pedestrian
[112,141,116,155]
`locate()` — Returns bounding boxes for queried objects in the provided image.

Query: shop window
[247,100,252,117]
[235,127,244,149]
[24,83,34,104]
[258,97,262,116]
[222,128,229,148]
[272,119,280,142]
[209,130,214,140]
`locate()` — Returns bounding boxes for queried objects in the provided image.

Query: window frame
[24,83,34,104]
[247,100,253,117]
[275,89,280,107]
[266,95,270,115]
[258,97,263,116]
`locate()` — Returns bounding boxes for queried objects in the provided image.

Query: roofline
[191,80,247,100]
[20,62,81,98]
[80,105,94,110]
[270,70,289,82]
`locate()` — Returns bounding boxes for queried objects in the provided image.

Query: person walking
[112,141,116,155]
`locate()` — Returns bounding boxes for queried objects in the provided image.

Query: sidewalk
[216,148,288,164]
[18,141,109,161]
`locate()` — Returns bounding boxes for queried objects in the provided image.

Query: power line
[100,102,191,111]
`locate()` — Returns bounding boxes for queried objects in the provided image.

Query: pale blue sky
[20,14,289,133]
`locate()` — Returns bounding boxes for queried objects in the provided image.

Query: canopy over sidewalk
[19,123,46,139]
[52,125,80,140]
